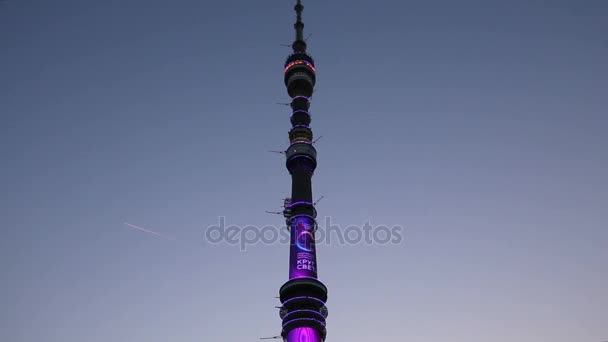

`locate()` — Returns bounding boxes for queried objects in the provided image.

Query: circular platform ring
[280,277,328,303]
[290,110,311,126]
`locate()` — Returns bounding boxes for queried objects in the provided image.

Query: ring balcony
[286,142,317,163]
[285,142,317,173]
[289,126,313,144]
[290,96,310,111]
[285,60,316,98]
[290,110,311,126]
[285,52,315,67]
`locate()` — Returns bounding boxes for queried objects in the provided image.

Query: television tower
[276,1,328,342]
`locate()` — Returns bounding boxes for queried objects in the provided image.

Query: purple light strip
[286,155,316,165]
[282,318,326,329]
[291,96,310,101]
[286,201,314,209]
[282,309,325,321]
[282,295,326,306]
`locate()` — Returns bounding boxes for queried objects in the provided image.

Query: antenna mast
[274,1,329,342]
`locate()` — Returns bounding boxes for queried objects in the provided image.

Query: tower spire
[292,0,307,52]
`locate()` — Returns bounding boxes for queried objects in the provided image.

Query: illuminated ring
[282,318,326,330]
[284,60,317,74]
[286,201,315,208]
[291,96,311,101]
[285,52,315,66]
[282,309,326,321]
[290,110,311,118]
[281,296,325,307]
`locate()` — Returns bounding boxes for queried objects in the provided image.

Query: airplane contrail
[123,222,175,241]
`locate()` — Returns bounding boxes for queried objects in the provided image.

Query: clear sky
[1,1,607,341]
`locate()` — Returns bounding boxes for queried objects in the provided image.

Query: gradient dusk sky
[1,1,607,341]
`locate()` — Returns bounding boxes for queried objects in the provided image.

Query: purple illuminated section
[286,327,323,342]
[289,215,318,279]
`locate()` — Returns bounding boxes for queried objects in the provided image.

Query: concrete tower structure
[277,1,328,342]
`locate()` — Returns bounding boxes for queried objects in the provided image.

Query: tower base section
[279,278,328,341]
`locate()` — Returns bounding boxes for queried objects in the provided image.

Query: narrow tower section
[278,2,328,342]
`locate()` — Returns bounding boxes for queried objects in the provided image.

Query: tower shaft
[278,2,328,342]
